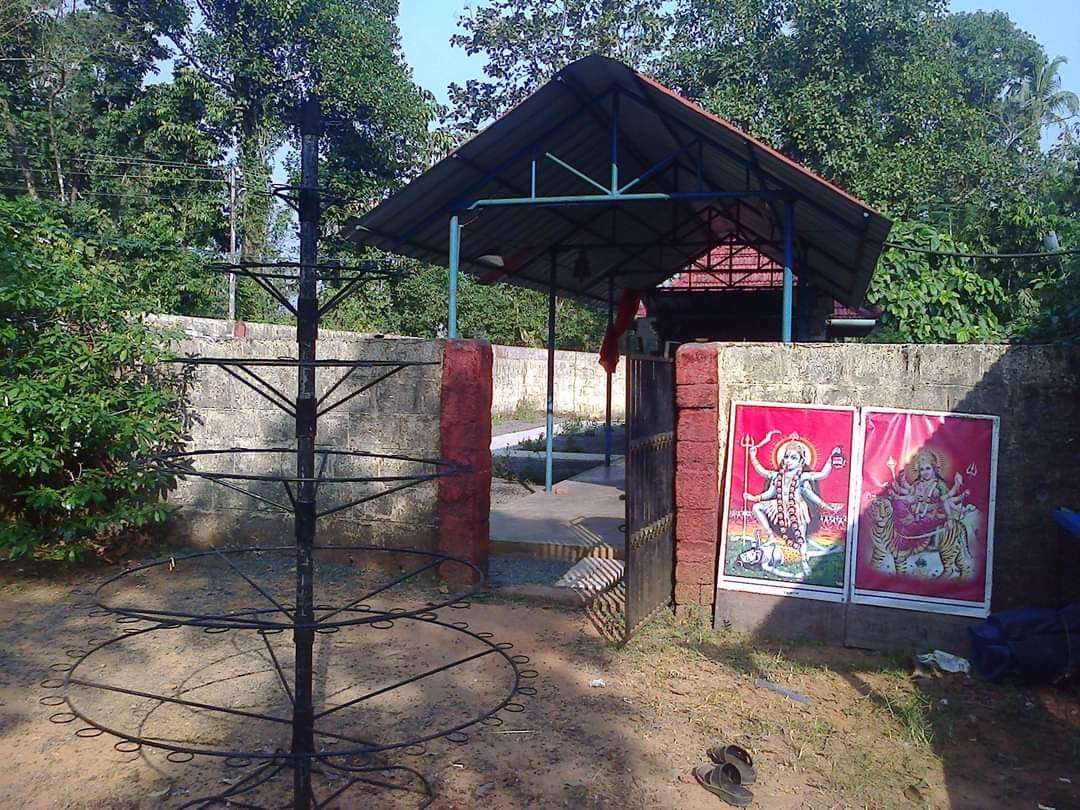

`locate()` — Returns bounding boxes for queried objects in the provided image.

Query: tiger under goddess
[868,496,975,579]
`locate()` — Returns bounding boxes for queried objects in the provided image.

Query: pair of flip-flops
[692,744,756,807]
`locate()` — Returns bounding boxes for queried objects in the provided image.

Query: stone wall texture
[673,344,721,611]
[152,315,489,558]
[491,344,625,420]
[673,342,1080,635]
[439,341,494,574]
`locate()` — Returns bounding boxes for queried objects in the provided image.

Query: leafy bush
[0,198,188,561]
[866,220,1008,343]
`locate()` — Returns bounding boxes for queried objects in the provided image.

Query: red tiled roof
[664,244,783,290]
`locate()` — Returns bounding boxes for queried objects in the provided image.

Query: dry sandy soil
[0,553,1077,810]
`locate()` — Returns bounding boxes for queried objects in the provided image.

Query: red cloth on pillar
[598,289,641,374]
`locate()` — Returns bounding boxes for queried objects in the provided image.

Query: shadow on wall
[710,342,1080,810]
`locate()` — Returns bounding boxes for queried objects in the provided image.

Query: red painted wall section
[438,340,493,575]
[673,343,721,610]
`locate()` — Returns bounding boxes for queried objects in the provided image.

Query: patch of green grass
[615,606,713,662]
[493,405,546,424]
[878,683,935,747]
[560,418,599,437]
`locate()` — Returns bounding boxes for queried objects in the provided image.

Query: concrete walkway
[489,460,626,560]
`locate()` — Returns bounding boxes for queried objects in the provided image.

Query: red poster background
[854,410,995,603]
[721,404,855,589]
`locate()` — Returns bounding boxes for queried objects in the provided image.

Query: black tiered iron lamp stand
[47,99,534,810]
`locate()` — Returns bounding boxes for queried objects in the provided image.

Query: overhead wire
[72,152,228,172]
[0,183,226,204]
[0,212,300,268]
[881,241,1079,260]
[0,166,228,185]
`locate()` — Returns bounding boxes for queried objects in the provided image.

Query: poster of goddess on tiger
[851,408,999,615]
[718,403,858,599]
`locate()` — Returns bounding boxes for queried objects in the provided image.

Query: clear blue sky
[398,0,1079,119]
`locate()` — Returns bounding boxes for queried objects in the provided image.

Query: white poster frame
[716,401,859,604]
[848,406,999,619]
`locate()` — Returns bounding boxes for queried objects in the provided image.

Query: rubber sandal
[706,743,756,784]
[692,763,753,807]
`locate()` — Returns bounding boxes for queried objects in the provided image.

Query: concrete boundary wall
[156,318,624,421]
[672,341,1080,650]
[151,315,491,569]
[492,344,625,420]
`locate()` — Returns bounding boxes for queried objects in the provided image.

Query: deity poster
[718,402,857,601]
[851,408,998,617]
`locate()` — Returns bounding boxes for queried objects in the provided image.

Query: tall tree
[1000,56,1080,151]
[945,11,1042,119]
[0,1,231,315]
[663,0,1010,216]
[447,0,671,132]
[446,0,1079,343]
[145,0,436,234]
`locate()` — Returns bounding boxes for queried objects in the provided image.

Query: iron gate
[624,355,676,639]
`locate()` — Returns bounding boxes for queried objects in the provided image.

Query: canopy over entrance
[345,55,893,493]
[345,55,892,310]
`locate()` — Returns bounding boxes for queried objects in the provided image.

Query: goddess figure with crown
[739,432,846,578]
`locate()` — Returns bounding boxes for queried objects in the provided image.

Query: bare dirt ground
[0,556,1077,810]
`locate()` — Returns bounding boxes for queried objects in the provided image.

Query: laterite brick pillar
[438,340,493,575]
[674,343,721,612]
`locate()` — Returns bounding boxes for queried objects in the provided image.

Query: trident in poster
[740,430,779,536]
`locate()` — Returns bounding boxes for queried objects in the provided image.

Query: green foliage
[662,0,1005,215]
[451,0,1080,344]
[0,198,187,560]
[866,221,1007,343]
[0,1,233,319]
[447,0,670,132]
[324,261,607,350]
[152,0,435,228]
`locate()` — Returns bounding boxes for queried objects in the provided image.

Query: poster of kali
[718,402,857,601]
[851,408,999,617]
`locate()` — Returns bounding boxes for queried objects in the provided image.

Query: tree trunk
[0,96,37,196]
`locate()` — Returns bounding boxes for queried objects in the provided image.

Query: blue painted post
[782,200,794,343]
[448,214,460,339]
[545,253,557,492]
[604,275,613,467]
[611,89,619,194]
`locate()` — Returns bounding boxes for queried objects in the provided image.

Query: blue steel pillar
[448,214,460,338]
[545,253,557,492]
[782,200,794,344]
[604,275,613,467]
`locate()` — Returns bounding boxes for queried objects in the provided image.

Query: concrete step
[489,556,626,608]
[490,536,624,561]
[554,556,625,593]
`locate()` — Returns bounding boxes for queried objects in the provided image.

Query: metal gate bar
[624,355,676,639]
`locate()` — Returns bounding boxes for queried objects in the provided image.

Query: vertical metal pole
[292,98,320,810]
[448,214,460,338]
[782,200,794,344]
[227,165,237,322]
[545,253,556,493]
[604,275,613,467]
[610,89,619,193]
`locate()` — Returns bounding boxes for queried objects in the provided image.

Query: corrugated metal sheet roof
[344,55,892,307]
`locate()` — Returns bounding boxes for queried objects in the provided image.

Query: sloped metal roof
[344,55,891,307]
